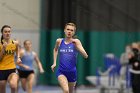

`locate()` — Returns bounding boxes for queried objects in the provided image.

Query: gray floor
[6,85,132,93]
[6,85,97,93]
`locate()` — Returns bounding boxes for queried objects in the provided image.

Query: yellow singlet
[0,40,16,70]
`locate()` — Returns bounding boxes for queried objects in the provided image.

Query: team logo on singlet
[5,49,15,55]
[4,45,16,55]
[60,47,74,53]
[1,40,16,55]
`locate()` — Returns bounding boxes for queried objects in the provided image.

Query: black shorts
[0,69,17,80]
[17,69,34,78]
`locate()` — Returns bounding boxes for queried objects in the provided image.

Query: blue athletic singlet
[18,50,35,71]
[56,38,78,82]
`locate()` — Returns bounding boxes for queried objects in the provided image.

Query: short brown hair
[65,23,76,31]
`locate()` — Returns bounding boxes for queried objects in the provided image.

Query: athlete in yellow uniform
[0,25,21,93]
[0,40,16,69]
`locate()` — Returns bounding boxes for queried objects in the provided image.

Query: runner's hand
[51,64,56,72]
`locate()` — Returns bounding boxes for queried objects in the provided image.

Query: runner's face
[2,27,11,40]
[64,25,75,38]
[24,41,32,50]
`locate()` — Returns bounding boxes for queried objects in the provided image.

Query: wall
[0,0,40,54]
